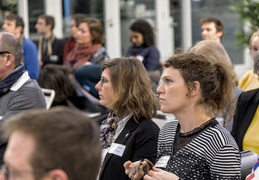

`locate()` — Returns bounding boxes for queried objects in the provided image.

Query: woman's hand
[143,167,179,180]
[124,160,144,180]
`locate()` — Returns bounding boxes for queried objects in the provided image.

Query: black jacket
[231,88,259,150]
[99,116,159,180]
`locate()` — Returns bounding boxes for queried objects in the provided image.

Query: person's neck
[76,42,92,47]
[175,108,211,133]
[216,38,221,43]
[43,31,53,39]
[1,67,16,81]
[14,33,21,39]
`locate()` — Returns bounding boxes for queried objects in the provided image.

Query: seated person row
[125,52,241,179]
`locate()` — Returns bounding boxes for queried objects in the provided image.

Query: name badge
[136,55,144,62]
[49,55,58,62]
[108,143,126,157]
[155,156,170,168]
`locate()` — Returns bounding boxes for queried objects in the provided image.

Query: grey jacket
[0,72,46,144]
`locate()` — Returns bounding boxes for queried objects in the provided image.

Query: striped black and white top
[155,119,241,179]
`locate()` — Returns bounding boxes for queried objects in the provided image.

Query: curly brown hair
[164,53,236,121]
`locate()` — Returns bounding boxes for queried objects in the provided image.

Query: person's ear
[190,81,201,97]
[5,54,14,67]
[48,169,69,180]
[217,31,223,39]
[47,24,53,31]
[15,26,23,35]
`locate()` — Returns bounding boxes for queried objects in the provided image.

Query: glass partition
[191,0,244,65]
[63,0,104,39]
[28,0,44,41]
[0,0,18,29]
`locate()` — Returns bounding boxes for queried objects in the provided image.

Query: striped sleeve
[210,144,241,179]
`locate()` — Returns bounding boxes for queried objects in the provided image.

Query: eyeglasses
[1,164,53,180]
[0,51,11,55]
[100,77,108,86]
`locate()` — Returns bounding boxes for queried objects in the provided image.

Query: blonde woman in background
[239,29,259,91]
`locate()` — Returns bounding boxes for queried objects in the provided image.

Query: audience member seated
[35,14,66,67]
[2,14,40,79]
[239,30,259,91]
[189,40,243,132]
[63,13,87,61]
[232,50,259,155]
[1,106,101,180]
[200,17,224,43]
[96,57,159,180]
[64,17,109,99]
[0,32,46,165]
[124,53,241,179]
[125,19,161,92]
[38,64,106,114]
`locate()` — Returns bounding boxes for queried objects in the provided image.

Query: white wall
[105,0,121,58]
[45,0,63,38]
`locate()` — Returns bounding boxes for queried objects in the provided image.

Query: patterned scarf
[64,43,101,68]
[100,113,120,148]
[0,64,24,95]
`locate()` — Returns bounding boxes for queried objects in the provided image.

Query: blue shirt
[23,38,40,79]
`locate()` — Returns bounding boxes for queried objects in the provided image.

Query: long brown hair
[102,57,158,121]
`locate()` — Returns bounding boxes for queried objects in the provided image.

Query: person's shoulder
[138,118,160,130]
[149,45,159,50]
[23,38,37,49]
[239,69,255,82]
[92,46,110,60]
[161,120,178,129]
[21,79,42,91]
[239,88,259,101]
[54,37,66,44]
[95,46,108,54]
[234,86,243,97]
[206,121,238,146]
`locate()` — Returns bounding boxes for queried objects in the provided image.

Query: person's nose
[95,81,101,91]
[77,30,82,36]
[201,30,207,36]
[156,82,163,94]
[2,24,6,30]
[131,37,137,44]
